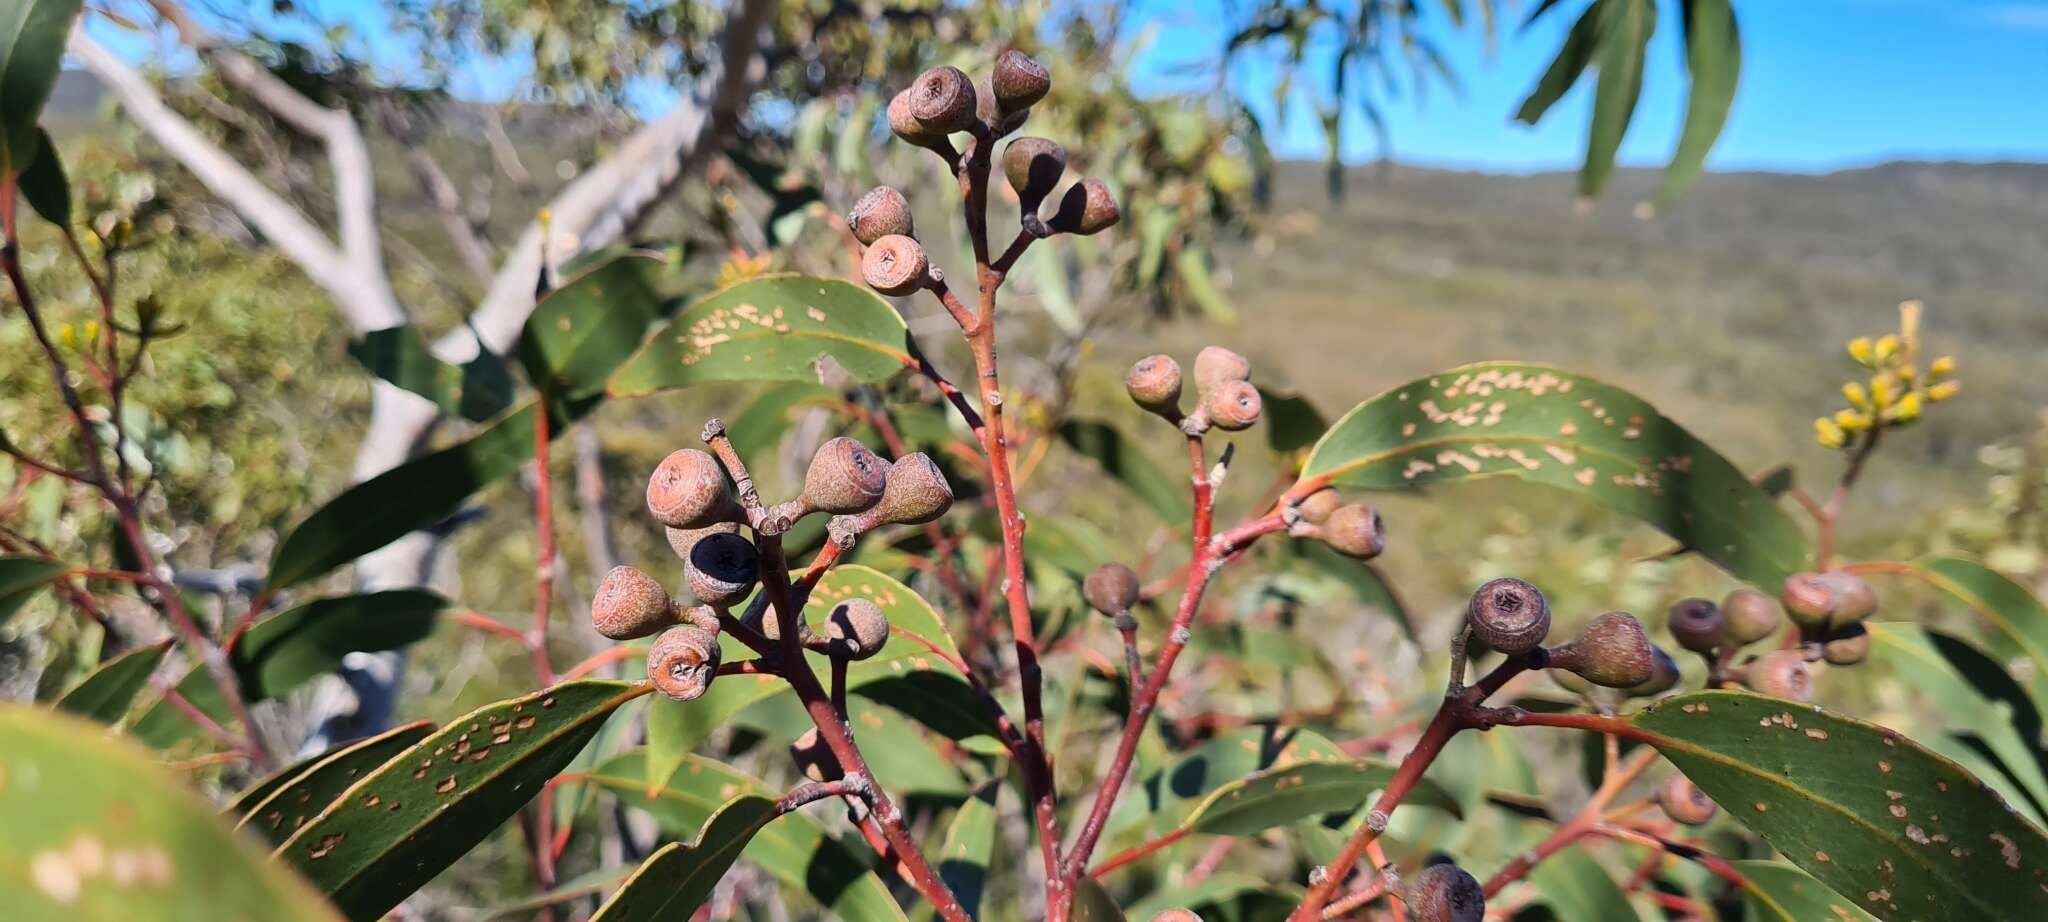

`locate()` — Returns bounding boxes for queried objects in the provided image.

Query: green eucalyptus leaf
[233,721,437,847]
[1110,727,1349,836]
[729,382,838,461]
[1582,0,1657,197]
[937,781,1000,920]
[1632,690,2048,921]
[520,251,669,401]
[1529,846,1640,922]
[1737,860,1878,922]
[347,326,513,423]
[1907,556,2048,712]
[0,706,343,921]
[51,639,171,724]
[0,0,82,179]
[1657,0,1740,204]
[1868,624,2048,822]
[1184,758,1461,836]
[0,556,65,628]
[18,128,68,226]
[1072,877,1126,922]
[1302,363,1809,589]
[277,681,641,921]
[1261,388,1327,454]
[1514,0,1601,125]
[1056,420,1190,523]
[609,275,914,397]
[588,795,778,921]
[1173,245,1237,324]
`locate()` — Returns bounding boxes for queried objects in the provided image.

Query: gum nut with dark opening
[685,530,758,607]
[803,437,889,514]
[1405,863,1484,922]
[1666,597,1726,655]
[875,453,953,525]
[1205,379,1263,431]
[649,624,721,701]
[666,520,741,562]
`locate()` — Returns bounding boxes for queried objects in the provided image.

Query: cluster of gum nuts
[587,432,954,705]
[848,50,1121,297]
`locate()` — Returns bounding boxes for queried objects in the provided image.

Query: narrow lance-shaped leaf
[519,251,670,402]
[589,795,779,922]
[1907,555,2048,713]
[1514,0,1602,125]
[1868,624,2048,823]
[277,680,643,921]
[51,639,171,724]
[0,555,66,628]
[347,325,514,423]
[0,0,82,178]
[1581,0,1658,197]
[609,275,916,397]
[1183,757,1462,836]
[18,127,68,226]
[1656,0,1741,204]
[1736,860,1878,922]
[0,707,344,921]
[938,782,1001,920]
[1302,363,1810,588]
[1056,420,1191,523]
[1110,727,1350,836]
[234,721,437,846]
[1632,689,2048,921]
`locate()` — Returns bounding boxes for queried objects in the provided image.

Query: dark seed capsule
[684,531,758,607]
[1405,863,1484,922]
[1550,612,1656,689]
[1466,577,1551,654]
[1666,597,1726,655]
[1084,563,1141,617]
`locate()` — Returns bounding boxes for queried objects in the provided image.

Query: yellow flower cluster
[715,250,774,288]
[1815,301,1960,448]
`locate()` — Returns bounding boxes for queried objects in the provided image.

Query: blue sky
[1128,0,2048,173]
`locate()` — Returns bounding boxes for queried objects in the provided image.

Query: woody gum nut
[823,598,891,660]
[909,65,977,134]
[1721,587,1782,646]
[1192,345,1251,393]
[666,520,741,562]
[684,531,759,607]
[1205,379,1263,431]
[992,49,1051,113]
[848,186,913,245]
[861,234,929,297]
[1084,563,1141,617]
[1004,137,1067,212]
[1466,577,1551,654]
[803,437,889,514]
[1658,773,1719,826]
[646,449,737,529]
[1320,503,1385,559]
[790,727,843,782]
[1295,487,1343,525]
[591,565,678,640]
[1743,649,1814,702]
[1666,597,1727,655]
[1551,612,1656,689]
[649,625,721,701]
[888,88,951,149]
[1125,354,1183,417]
[875,452,954,525]
[1629,646,1681,697]
[1823,623,1871,665]
[1780,571,1837,630]
[1404,863,1484,922]
[1048,179,1120,235]
[1818,570,1878,627]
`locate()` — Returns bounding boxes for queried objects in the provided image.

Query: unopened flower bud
[849,186,913,245]
[1192,346,1251,393]
[1004,137,1067,215]
[1822,623,1870,666]
[591,566,679,640]
[1319,503,1385,559]
[649,624,721,701]
[1295,487,1342,525]
[1084,563,1141,617]
[992,50,1051,114]
[909,66,977,134]
[1048,179,1120,235]
[1666,598,1726,655]
[1466,577,1551,654]
[861,234,929,297]
[873,452,953,526]
[1549,612,1656,689]
[1742,649,1813,701]
[823,598,890,660]
[1721,587,1781,646]
[789,727,842,782]
[1125,354,1183,419]
[1629,646,1681,697]
[803,437,889,515]
[1404,863,1484,922]
[684,531,758,607]
[646,449,738,529]
[1205,379,1263,431]
[1657,773,1718,826]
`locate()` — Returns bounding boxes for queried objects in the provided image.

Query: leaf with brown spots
[276,680,644,921]
[1632,690,2048,921]
[608,275,917,398]
[0,707,343,920]
[232,721,436,847]
[1737,861,1878,922]
[587,795,778,922]
[519,251,671,403]
[1302,363,1810,588]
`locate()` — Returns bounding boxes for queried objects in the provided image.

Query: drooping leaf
[588,795,778,922]
[1072,877,1126,922]
[0,555,65,628]
[1529,846,1641,922]
[1184,758,1461,836]
[51,639,171,724]
[1261,388,1328,454]
[0,0,81,179]
[233,721,437,846]
[1656,0,1740,204]
[18,127,68,226]
[1632,689,2048,921]
[938,781,1001,920]
[0,706,343,921]
[1868,624,2048,822]
[1301,363,1809,589]
[1736,860,1878,922]
[277,681,642,921]
[266,402,540,591]
[1297,544,1413,639]
[1056,420,1190,523]
[1109,727,1350,837]
[347,326,514,423]
[608,275,915,397]
[520,251,670,402]
[1907,556,2048,711]
[1582,0,1658,197]
[1514,0,1602,125]
[582,751,908,922]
